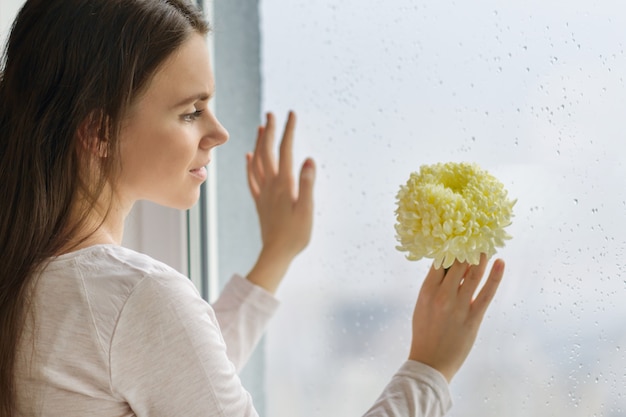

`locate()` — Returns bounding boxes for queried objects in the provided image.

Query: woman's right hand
[408,254,505,382]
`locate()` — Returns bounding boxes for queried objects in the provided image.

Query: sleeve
[109,273,259,417]
[212,274,280,371]
[362,361,453,417]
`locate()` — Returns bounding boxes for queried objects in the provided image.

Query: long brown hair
[0,0,208,414]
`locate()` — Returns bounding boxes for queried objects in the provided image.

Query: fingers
[470,259,505,323]
[440,260,469,294]
[249,113,278,190]
[246,153,260,200]
[249,111,315,209]
[296,158,316,211]
[421,255,501,310]
[422,263,446,290]
[250,126,266,186]
[457,254,488,301]
[279,111,295,178]
[250,112,297,188]
[420,260,466,296]
[260,113,277,173]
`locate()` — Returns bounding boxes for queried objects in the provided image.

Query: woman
[0,0,505,416]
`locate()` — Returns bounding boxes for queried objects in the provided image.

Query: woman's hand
[245,111,316,294]
[409,254,505,382]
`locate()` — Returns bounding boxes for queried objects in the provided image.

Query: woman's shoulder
[44,243,197,304]
[51,244,176,274]
[48,244,183,281]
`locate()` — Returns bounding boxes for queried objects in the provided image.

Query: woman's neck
[56,190,132,256]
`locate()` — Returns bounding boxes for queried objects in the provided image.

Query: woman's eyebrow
[171,92,214,109]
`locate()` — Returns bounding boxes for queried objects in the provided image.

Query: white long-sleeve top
[15,245,452,416]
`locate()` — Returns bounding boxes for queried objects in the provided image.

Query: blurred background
[259,1,626,416]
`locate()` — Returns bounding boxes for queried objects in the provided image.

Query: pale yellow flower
[395,162,515,269]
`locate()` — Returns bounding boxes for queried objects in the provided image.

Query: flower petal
[395,162,514,266]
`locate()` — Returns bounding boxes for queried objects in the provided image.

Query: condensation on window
[261,1,626,416]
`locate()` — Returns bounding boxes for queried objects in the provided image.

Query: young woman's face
[116,33,229,210]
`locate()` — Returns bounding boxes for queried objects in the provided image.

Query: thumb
[297,158,316,210]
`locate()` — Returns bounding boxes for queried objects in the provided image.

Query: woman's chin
[153,191,201,211]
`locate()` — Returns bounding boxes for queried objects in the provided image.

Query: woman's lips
[189,166,207,181]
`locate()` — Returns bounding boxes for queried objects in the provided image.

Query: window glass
[0,0,24,47]
[261,1,626,415]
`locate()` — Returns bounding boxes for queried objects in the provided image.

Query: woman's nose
[200,111,229,149]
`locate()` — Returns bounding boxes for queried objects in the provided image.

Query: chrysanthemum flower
[395,162,515,269]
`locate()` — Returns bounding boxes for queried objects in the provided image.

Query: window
[0,1,23,47]
[259,1,626,416]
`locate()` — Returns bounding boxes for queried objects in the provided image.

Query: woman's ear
[77,111,109,158]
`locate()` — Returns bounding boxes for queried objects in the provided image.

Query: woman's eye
[182,110,203,122]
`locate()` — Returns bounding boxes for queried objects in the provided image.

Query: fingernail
[302,160,316,180]
[494,259,505,272]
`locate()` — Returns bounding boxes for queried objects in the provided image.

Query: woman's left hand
[245,111,316,294]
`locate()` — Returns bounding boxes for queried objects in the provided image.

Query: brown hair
[0,0,208,414]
